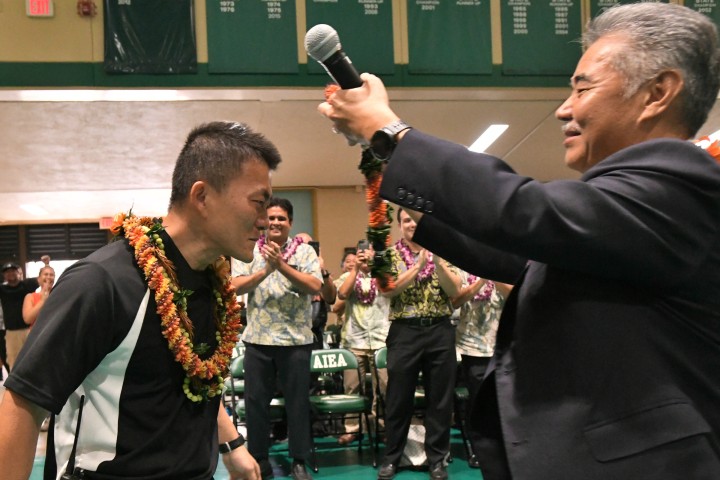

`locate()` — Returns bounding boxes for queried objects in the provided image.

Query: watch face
[371,130,394,161]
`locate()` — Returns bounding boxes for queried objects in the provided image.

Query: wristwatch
[370,120,411,162]
[219,435,245,454]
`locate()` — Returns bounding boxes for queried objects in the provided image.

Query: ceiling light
[468,124,509,153]
[20,204,49,216]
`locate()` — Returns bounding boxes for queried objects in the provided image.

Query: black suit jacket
[380,130,720,479]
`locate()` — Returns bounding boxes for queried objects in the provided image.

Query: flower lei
[257,235,303,262]
[396,239,435,281]
[354,272,378,305]
[111,212,242,403]
[694,136,720,162]
[467,275,495,302]
[325,83,396,291]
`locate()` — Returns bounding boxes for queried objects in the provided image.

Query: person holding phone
[334,238,391,445]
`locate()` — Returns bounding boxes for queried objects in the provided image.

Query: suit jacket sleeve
[379,129,720,290]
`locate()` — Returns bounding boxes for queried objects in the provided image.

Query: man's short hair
[169,121,282,207]
[267,197,294,222]
[584,3,720,136]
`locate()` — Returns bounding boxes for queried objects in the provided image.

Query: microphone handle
[322,50,363,89]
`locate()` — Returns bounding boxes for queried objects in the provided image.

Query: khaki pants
[343,347,387,433]
[5,328,30,371]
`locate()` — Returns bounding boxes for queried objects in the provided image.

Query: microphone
[304,24,363,89]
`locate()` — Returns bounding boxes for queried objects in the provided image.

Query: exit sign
[26,0,54,17]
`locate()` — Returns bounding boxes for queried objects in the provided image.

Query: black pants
[243,342,313,462]
[460,354,491,454]
[382,318,456,466]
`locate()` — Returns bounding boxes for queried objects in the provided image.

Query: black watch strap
[219,435,246,454]
[370,120,411,162]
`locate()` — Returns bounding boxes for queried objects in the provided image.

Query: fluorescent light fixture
[20,204,50,216]
[468,124,509,153]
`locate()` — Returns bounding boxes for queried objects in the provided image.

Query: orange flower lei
[324,83,396,291]
[694,136,720,163]
[113,212,242,403]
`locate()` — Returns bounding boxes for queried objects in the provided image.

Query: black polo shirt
[6,230,222,479]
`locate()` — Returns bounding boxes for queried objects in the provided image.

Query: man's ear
[638,69,684,123]
[188,181,210,217]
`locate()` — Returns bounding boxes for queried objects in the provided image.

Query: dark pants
[382,318,456,466]
[243,342,313,462]
[460,354,491,454]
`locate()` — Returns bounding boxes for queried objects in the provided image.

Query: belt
[394,316,449,327]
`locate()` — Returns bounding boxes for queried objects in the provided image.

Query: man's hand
[261,241,281,270]
[318,73,400,143]
[222,446,261,480]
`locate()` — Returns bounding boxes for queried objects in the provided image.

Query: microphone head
[305,24,341,63]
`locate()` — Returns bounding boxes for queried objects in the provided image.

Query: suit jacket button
[397,188,407,200]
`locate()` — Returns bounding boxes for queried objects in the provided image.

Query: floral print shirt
[334,271,390,350]
[388,247,458,320]
[455,270,506,357]
[232,239,322,346]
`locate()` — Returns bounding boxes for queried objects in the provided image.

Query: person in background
[375,208,462,480]
[0,121,278,480]
[335,241,390,445]
[296,232,337,349]
[0,255,50,371]
[22,264,56,328]
[330,249,358,329]
[451,272,512,468]
[232,197,321,480]
[319,3,720,478]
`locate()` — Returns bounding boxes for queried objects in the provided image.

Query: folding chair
[309,348,376,471]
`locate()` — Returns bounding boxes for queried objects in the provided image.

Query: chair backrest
[374,346,387,369]
[229,355,244,378]
[310,348,358,373]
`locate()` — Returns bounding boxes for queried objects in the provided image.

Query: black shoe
[258,459,274,480]
[468,454,480,469]
[290,461,313,480]
[377,463,397,480]
[429,461,448,480]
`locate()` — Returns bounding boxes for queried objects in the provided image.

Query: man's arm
[320,276,337,304]
[433,256,461,298]
[0,390,48,480]
[217,404,260,480]
[232,265,273,295]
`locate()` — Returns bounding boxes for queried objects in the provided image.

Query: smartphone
[308,241,320,255]
[357,239,370,251]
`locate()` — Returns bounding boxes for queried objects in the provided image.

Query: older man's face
[555,35,650,173]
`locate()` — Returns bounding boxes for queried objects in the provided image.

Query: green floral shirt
[334,272,390,350]
[232,240,322,346]
[388,247,458,320]
[455,270,506,357]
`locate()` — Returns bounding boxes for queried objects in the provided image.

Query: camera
[357,239,370,251]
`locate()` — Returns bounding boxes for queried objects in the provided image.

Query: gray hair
[584,3,720,136]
